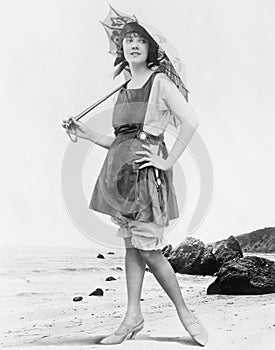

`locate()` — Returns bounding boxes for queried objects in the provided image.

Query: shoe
[99,318,144,345]
[183,313,209,346]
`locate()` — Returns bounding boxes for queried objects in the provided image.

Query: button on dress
[89,71,179,250]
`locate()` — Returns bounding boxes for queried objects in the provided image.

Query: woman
[65,22,209,346]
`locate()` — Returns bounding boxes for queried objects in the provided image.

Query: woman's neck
[128,64,152,80]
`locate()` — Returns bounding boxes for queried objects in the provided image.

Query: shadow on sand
[30,333,197,347]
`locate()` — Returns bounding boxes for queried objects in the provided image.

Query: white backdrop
[0,0,274,248]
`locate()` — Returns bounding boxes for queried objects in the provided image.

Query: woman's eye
[125,37,147,43]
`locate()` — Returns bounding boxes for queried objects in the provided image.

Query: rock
[89,288,104,296]
[200,245,219,275]
[73,296,83,302]
[226,235,243,254]
[214,235,243,268]
[207,256,275,295]
[167,237,218,275]
[107,252,115,255]
[97,254,105,259]
[162,244,173,258]
[105,276,116,281]
[111,267,123,271]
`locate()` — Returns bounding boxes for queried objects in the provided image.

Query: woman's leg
[99,238,146,344]
[123,237,146,323]
[138,248,195,325]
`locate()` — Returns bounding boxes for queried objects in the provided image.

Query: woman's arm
[165,118,199,168]
[65,120,115,150]
[86,129,115,150]
[165,81,199,168]
[65,90,121,149]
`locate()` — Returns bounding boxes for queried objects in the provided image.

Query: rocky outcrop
[213,235,243,268]
[166,237,218,276]
[162,244,173,258]
[211,227,275,253]
[207,256,275,295]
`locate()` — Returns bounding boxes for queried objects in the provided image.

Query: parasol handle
[74,79,130,121]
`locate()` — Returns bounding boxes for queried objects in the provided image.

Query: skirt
[90,125,179,250]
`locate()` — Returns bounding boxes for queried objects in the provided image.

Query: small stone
[97,254,105,259]
[73,296,83,302]
[105,276,116,281]
[89,288,104,296]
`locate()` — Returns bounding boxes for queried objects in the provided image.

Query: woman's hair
[113,22,159,78]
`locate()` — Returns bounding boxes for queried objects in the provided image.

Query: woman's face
[122,32,149,65]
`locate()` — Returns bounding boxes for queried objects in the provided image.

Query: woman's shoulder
[154,71,171,82]
[154,72,175,91]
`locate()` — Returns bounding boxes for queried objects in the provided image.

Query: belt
[114,123,164,143]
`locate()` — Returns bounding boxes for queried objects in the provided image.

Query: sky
[0,0,274,250]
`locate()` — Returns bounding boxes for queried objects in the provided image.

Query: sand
[1,271,275,350]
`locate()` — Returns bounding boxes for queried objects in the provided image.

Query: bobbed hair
[113,22,159,79]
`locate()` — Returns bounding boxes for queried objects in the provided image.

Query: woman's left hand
[135,144,171,171]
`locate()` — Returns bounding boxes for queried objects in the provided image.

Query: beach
[0,247,274,349]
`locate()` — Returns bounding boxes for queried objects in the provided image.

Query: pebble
[106,276,116,281]
[89,288,104,296]
[73,296,83,302]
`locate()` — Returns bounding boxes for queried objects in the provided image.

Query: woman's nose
[131,39,139,49]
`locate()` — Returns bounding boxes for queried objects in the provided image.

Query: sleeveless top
[89,71,179,229]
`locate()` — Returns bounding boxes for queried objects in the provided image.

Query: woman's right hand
[63,118,91,140]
